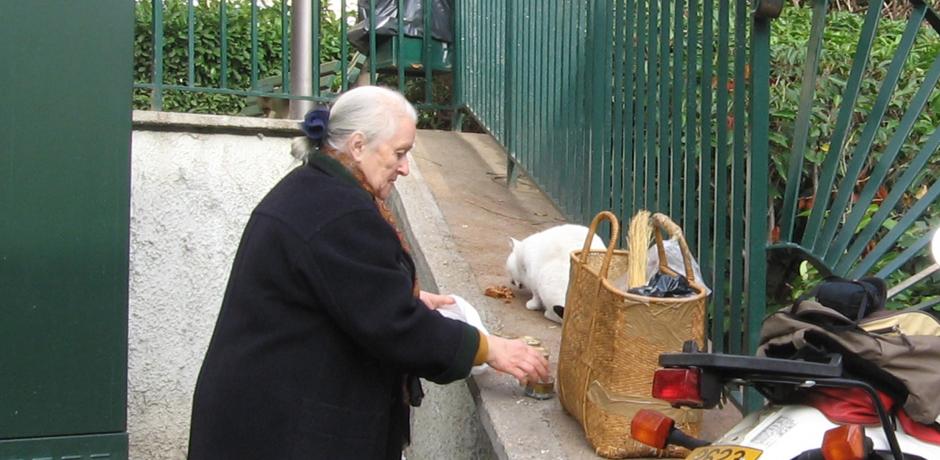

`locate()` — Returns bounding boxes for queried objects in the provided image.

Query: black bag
[802,276,886,324]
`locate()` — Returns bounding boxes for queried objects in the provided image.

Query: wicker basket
[557,211,707,458]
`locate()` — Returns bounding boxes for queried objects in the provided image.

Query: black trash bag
[627,272,696,298]
[348,0,454,55]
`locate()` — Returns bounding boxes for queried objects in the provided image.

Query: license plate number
[686,445,762,460]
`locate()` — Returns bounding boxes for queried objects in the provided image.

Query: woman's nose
[397,158,410,176]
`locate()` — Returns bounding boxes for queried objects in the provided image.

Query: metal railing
[458,0,775,359]
[134,0,455,115]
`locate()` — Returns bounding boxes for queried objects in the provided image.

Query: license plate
[686,445,762,460]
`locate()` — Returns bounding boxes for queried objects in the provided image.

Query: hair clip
[301,106,330,146]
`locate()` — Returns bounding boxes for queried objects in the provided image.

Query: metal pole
[290,0,314,119]
[888,262,940,299]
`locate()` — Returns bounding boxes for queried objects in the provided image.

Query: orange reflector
[822,425,866,460]
[630,409,675,449]
[652,368,703,407]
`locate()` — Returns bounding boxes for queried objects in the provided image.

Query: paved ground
[409,130,742,458]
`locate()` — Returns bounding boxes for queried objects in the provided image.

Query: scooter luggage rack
[658,350,906,460]
[658,351,844,378]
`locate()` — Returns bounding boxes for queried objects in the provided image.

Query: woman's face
[357,116,416,200]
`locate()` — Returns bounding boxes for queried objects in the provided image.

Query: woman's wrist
[473,330,489,366]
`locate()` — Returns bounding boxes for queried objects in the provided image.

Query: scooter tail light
[651,368,703,407]
[821,424,866,460]
[630,409,674,449]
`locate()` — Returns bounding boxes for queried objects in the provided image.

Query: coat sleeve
[299,208,480,384]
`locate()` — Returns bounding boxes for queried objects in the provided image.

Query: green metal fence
[458,0,776,357]
[458,0,940,376]
[134,0,456,114]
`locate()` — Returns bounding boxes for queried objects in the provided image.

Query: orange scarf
[321,148,420,297]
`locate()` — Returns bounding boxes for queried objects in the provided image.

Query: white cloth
[437,295,490,375]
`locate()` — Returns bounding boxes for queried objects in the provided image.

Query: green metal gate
[0,1,134,457]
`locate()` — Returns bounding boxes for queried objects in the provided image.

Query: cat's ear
[509,237,521,249]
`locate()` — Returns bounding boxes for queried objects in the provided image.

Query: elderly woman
[187,86,549,460]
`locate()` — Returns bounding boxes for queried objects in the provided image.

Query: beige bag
[557,211,707,458]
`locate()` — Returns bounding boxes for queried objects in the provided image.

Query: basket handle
[650,213,696,284]
[579,211,620,278]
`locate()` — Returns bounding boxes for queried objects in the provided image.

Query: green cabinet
[0,1,133,458]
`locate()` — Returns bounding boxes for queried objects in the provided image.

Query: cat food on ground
[484,285,514,302]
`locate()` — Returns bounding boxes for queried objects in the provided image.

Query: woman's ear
[346,132,367,162]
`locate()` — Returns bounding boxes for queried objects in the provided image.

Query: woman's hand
[419,290,455,310]
[485,336,551,386]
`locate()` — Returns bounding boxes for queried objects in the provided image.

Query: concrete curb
[132,110,301,137]
[392,155,570,460]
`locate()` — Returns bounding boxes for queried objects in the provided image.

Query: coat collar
[307,151,371,200]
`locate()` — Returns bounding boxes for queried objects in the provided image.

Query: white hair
[290,86,417,160]
[291,86,418,160]
[326,86,417,150]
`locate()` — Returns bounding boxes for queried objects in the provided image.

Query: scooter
[629,341,940,460]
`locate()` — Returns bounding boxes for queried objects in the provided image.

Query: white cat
[505,224,604,323]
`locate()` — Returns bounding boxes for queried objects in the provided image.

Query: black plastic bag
[627,272,696,298]
[348,0,454,55]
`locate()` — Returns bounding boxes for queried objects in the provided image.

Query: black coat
[188,155,480,460]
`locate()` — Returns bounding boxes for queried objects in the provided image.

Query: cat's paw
[525,298,542,310]
[544,306,563,323]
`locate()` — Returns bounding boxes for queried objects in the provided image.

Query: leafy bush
[790,0,921,20]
